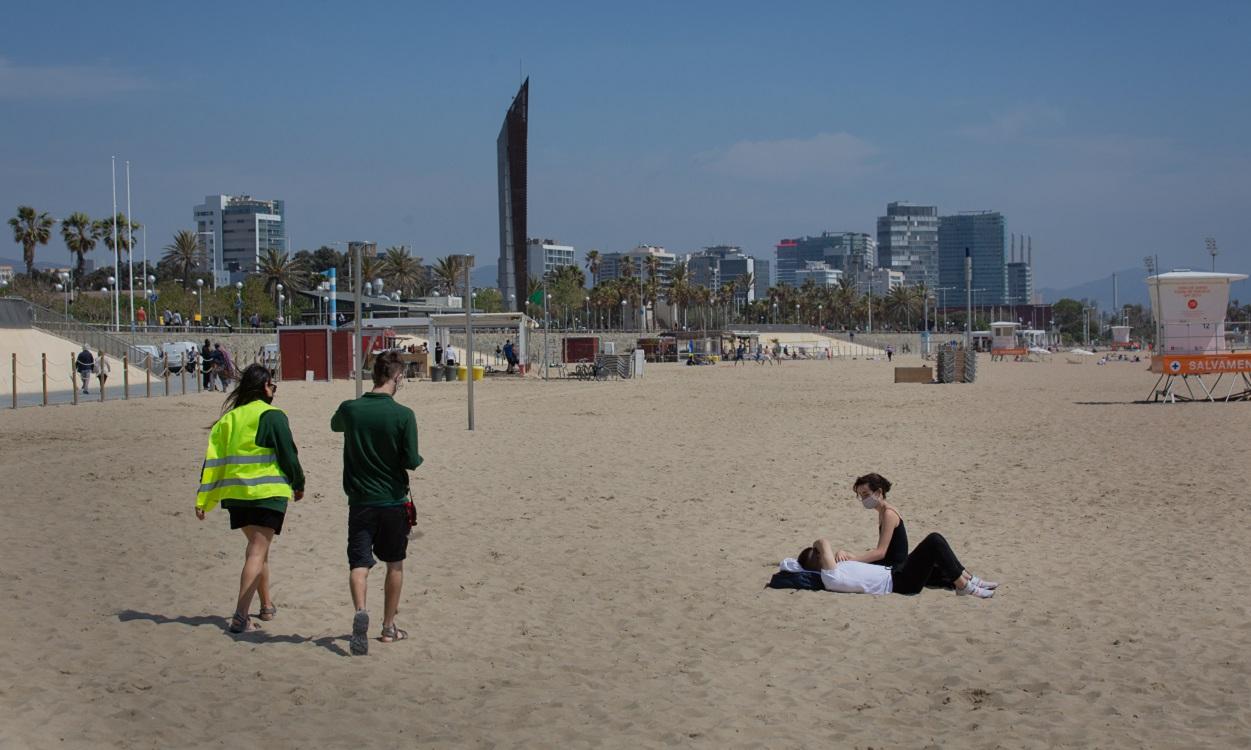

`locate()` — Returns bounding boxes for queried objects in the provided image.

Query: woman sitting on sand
[789,535,997,598]
[830,472,910,569]
[194,364,305,633]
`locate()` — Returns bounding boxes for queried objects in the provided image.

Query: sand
[1,356,1248,748]
[0,329,151,395]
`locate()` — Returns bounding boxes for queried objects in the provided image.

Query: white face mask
[859,492,878,509]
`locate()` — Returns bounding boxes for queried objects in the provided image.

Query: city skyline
[2,2,1248,288]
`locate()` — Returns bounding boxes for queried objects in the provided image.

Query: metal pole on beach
[964,249,973,350]
[111,157,120,332]
[353,244,363,398]
[41,353,47,406]
[145,355,151,398]
[11,353,16,409]
[126,161,135,333]
[462,254,475,431]
[123,355,129,399]
[72,356,78,405]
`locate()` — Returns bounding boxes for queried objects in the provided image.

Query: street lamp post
[196,278,204,326]
[621,299,627,331]
[276,283,284,325]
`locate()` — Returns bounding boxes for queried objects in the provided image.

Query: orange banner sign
[1150,354,1251,374]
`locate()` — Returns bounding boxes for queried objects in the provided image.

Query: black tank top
[878,514,909,569]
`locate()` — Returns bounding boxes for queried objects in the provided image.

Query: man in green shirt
[331,351,423,655]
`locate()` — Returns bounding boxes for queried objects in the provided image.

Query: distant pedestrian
[136,306,147,329]
[75,345,95,394]
[201,339,214,390]
[886,345,894,362]
[503,340,516,373]
[96,349,110,393]
[434,342,443,365]
[331,352,423,655]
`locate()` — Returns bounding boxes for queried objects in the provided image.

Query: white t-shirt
[819,561,893,595]
[777,558,893,595]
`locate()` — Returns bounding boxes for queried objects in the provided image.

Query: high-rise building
[938,211,1006,307]
[794,261,842,288]
[1005,234,1035,305]
[877,202,938,287]
[776,232,875,286]
[753,259,771,299]
[598,245,677,288]
[497,78,529,311]
[193,194,286,286]
[526,238,577,280]
[684,245,757,302]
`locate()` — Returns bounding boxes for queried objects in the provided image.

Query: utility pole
[1206,237,1218,272]
[353,242,363,398]
[964,249,972,349]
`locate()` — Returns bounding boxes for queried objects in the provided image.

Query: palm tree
[833,276,859,329]
[9,206,55,276]
[60,212,96,283]
[382,246,424,298]
[257,248,306,296]
[163,230,202,289]
[584,249,601,286]
[93,213,141,260]
[667,262,691,329]
[433,255,467,295]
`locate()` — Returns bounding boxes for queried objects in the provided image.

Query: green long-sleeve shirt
[330,392,422,506]
[221,408,305,513]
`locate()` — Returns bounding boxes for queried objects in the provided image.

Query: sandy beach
[1,356,1248,748]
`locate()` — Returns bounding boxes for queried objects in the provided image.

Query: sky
[2,1,1249,289]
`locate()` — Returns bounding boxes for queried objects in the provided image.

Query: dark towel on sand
[766,570,825,591]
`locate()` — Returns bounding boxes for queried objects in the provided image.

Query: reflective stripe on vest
[195,400,293,511]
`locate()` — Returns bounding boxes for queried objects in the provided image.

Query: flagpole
[111,156,120,332]
[126,161,135,330]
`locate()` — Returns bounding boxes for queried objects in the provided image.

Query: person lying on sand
[787,537,999,598]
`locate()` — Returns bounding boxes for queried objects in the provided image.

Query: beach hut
[990,321,1027,360]
[1145,270,1251,401]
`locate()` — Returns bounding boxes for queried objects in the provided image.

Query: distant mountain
[1040,267,1250,309]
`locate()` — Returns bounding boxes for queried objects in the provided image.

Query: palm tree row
[8,205,141,281]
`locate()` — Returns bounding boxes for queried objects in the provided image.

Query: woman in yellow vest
[195,364,305,633]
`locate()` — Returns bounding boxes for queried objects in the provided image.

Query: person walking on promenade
[331,351,423,655]
[195,364,304,634]
[75,344,95,395]
[201,339,214,390]
[96,349,110,395]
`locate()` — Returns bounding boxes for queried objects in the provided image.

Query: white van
[161,341,200,373]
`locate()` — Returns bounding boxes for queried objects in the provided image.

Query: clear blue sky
[2,1,1248,288]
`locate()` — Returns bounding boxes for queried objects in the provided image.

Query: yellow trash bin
[472,365,484,381]
[455,366,468,381]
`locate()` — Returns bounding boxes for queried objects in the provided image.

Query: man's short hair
[373,351,405,386]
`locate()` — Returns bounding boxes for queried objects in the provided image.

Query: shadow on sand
[117,610,350,656]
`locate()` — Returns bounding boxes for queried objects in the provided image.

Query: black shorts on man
[347,505,409,568]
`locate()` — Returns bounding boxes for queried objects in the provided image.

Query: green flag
[528,287,544,306]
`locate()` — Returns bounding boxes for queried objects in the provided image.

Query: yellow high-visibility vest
[196,400,293,512]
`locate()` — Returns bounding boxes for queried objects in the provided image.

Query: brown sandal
[258,604,277,621]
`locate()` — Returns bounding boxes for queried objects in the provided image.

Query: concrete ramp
[0,328,150,396]
[0,298,35,329]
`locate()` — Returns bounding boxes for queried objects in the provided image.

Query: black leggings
[891,533,965,595]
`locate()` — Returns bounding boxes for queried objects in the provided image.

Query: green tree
[93,213,141,262]
[257,248,306,297]
[162,230,202,289]
[60,212,96,284]
[584,249,601,286]
[474,287,503,313]
[381,246,424,298]
[9,205,55,276]
[433,255,467,295]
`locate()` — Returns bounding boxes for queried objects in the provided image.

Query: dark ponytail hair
[222,363,275,415]
[853,472,891,497]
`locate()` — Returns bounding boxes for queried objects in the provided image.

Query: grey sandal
[229,611,258,633]
[380,624,408,643]
[258,604,277,621]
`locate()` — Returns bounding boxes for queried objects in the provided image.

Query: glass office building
[497,78,529,310]
[877,202,938,287]
[938,211,1006,307]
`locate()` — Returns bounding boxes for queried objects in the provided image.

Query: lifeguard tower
[989,322,1027,360]
[1110,325,1134,350]
[1146,270,1251,402]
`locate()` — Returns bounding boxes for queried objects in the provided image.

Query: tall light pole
[352,242,364,398]
[111,157,120,331]
[964,249,973,349]
[125,160,135,330]
[276,283,284,325]
[1206,237,1218,272]
[235,281,244,329]
[458,254,476,430]
[58,271,70,318]
[196,278,204,324]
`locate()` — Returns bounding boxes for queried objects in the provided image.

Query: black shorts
[227,506,285,535]
[347,505,409,569]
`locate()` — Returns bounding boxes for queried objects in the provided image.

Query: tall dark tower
[497,78,529,311]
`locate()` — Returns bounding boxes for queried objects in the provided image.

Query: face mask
[859,493,878,509]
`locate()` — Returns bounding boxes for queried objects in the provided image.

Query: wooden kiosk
[1146,270,1251,402]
